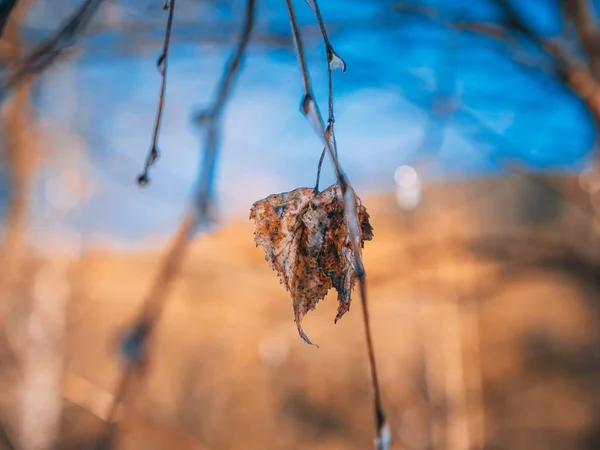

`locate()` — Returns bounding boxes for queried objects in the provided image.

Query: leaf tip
[297,321,319,347]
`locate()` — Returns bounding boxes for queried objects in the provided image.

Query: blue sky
[20,0,597,247]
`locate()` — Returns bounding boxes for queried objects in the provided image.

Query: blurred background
[1,0,600,449]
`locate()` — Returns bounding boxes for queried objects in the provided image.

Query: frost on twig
[250,184,373,345]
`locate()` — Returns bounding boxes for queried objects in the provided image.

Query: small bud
[137,173,150,186]
[149,147,160,166]
[301,94,313,116]
[119,320,151,366]
[156,53,166,74]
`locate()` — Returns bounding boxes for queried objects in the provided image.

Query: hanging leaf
[250,187,329,344]
[250,184,373,344]
[303,184,373,322]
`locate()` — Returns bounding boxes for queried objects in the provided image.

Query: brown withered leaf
[250,184,373,344]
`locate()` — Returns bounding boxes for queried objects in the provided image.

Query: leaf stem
[0,0,18,39]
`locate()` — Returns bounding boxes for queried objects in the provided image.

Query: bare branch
[494,0,574,64]
[390,4,562,87]
[193,0,256,222]
[284,0,389,447]
[92,211,196,450]
[204,0,256,119]
[395,1,600,140]
[0,0,17,39]
[93,1,256,447]
[562,0,600,79]
[0,0,104,104]
[490,0,600,143]
[284,0,340,178]
[306,0,346,192]
[137,0,176,186]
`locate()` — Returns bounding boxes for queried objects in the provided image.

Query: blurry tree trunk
[418,298,445,449]
[440,298,470,450]
[21,258,69,450]
[0,0,35,312]
[0,3,81,449]
[19,63,88,450]
[420,297,471,450]
[463,287,485,450]
[0,2,37,447]
[417,204,474,450]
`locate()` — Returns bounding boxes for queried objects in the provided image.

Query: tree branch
[284,0,389,448]
[394,1,600,140]
[193,0,256,222]
[92,1,256,447]
[0,0,104,104]
[307,0,346,192]
[486,0,600,163]
[137,0,176,186]
[0,0,17,39]
[562,0,600,80]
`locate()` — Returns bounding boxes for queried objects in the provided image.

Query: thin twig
[0,0,104,104]
[562,0,600,79]
[391,3,560,80]
[315,146,327,191]
[490,0,600,132]
[206,0,256,118]
[194,0,256,220]
[93,1,256,447]
[284,0,340,178]
[394,0,600,133]
[387,18,596,219]
[0,0,17,39]
[357,273,389,449]
[306,0,346,192]
[91,212,195,450]
[284,1,389,447]
[138,0,176,186]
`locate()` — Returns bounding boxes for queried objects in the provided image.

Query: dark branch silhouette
[395,0,600,136]
[306,0,346,192]
[137,0,177,186]
[0,0,17,39]
[0,0,104,104]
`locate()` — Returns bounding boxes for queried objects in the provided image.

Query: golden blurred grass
[52,177,600,449]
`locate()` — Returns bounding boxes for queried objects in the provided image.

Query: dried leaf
[250,184,373,344]
[303,185,373,322]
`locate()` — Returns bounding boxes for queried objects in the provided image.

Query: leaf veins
[250,184,373,344]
